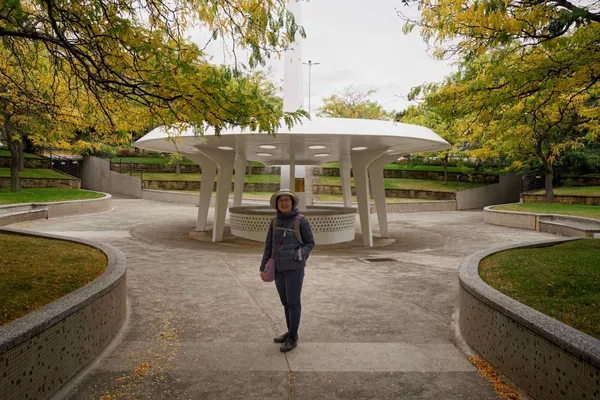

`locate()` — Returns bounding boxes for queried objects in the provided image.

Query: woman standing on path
[260,189,315,352]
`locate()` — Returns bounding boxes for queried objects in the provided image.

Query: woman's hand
[260,272,265,281]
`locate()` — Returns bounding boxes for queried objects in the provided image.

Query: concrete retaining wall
[456,172,521,210]
[458,240,600,400]
[0,229,127,400]
[0,207,48,226]
[0,194,111,226]
[484,206,600,237]
[383,200,457,213]
[81,156,142,198]
[523,193,600,205]
[142,189,200,205]
[483,207,539,230]
[0,177,80,189]
[44,195,112,218]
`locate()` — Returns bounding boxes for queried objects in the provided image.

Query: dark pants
[274,268,305,341]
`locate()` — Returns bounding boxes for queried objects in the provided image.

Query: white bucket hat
[270,189,299,210]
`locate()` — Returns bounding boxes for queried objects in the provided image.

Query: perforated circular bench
[228,206,357,244]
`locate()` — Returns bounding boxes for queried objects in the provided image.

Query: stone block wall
[141,180,280,193]
[0,158,51,169]
[311,166,499,183]
[110,162,200,174]
[0,177,80,189]
[312,184,455,200]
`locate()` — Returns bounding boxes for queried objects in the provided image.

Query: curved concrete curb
[0,192,112,226]
[484,204,600,237]
[0,228,127,400]
[458,238,600,400]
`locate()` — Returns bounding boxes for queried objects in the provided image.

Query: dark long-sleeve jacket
[259,208,315,272]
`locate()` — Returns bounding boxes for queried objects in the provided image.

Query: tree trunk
[175,159,180,175]
[443,153,449,184]
[17,142,24,171]
[544,164,554,203]
[246,161,252,175]
[6,128,21,192]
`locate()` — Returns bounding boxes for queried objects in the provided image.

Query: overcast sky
[189,0,457,114]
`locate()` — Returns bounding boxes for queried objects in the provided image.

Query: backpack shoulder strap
[294,214,304,244]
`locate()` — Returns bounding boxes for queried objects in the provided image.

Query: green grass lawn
[480,239,600,340]
[0,188,106,205]
[532,186,600,196]
[0,233,107,325]
[316,176,481,192]
[0,149,42,159]
[491,203,600,220]
[322,162,475,173]
[0,167,72,179]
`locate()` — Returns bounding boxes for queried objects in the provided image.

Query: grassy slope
[0,149,42,159]
[0,167,72,179]
[0,188,105,205]
[0,233,107,325]
[480,239,600,340]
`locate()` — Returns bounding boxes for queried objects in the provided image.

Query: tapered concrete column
[189,149,235,242]
[368,154,397,238]
[351,149,389,247]
[339,155,352,208]
[233,154,246,207]
[182,152,217,232]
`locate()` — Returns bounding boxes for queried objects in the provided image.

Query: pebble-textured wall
[460,287,600,400]
[0,281,126,400]
[0,230,127,400]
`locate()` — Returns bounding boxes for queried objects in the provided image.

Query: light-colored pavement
[12,199,557,399]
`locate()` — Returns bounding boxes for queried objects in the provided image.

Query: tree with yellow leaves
[401,0,600,201]
[415,28,599,201]
[1,0,307,191]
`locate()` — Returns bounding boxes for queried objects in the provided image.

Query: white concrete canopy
[135,118,449,165]
[134,118,450,246]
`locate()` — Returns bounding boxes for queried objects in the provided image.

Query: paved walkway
[12,199,557,399]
